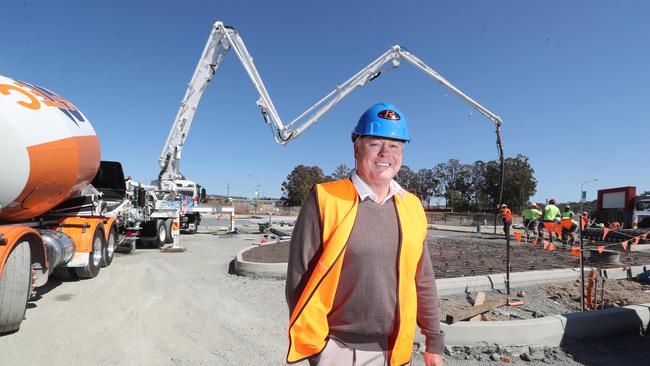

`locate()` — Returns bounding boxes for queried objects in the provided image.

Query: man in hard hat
[499,204,513,238]
[285,103,444,366]
[541,198,561,241]
[560,206,577,244]
[523,203,542,240]
[562,205,575,220]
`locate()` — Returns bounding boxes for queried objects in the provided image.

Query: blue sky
[2,1,648,202]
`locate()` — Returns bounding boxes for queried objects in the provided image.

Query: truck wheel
[75,227,104,279]
[0,241,31,333]
[151,220,167,248]
[164,219,173,244]
[102,225,117,267]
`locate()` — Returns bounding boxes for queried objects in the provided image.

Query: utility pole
[226,183,230,199]
[579,179,598,311]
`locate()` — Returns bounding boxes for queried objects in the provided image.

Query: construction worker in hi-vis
[285,103,444,366]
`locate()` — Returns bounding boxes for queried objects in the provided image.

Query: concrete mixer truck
[0,75,127,333]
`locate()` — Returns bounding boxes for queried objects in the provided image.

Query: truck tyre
[190,216,199,234]
[0,241,31,333]
[151,220,167,248]
[75,227,104,279]
[102,224,117,267]
[164,219,173,244]
[186,214,199,234]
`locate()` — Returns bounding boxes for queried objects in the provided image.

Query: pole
[579,179,597,311]
[505,222,511,295]
[579,209,585,312]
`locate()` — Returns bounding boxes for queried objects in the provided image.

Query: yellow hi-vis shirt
[543,204,560,221]
[523,208,541,220]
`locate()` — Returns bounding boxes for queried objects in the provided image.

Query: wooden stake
[446,298,508,324]
[469,292,486,322]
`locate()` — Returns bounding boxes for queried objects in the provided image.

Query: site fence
[426,212,498,227]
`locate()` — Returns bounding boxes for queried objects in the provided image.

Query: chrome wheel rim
[92,235,102,267]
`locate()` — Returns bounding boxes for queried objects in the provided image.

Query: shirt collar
[351,170,405,205]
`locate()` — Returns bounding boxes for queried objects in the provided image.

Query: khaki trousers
[308,338,388,366]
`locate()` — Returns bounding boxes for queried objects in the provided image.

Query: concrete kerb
[416,303,650,347]
[437,264,650,296]
[234,244,287,279]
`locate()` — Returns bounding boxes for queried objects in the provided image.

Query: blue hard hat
[352,102,411,142]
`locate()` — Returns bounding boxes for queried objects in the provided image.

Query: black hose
[494,125,505,235]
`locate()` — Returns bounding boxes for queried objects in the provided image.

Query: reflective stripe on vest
[286,179,427,366]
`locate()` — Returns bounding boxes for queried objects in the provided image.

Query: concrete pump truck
[1,20,504,334]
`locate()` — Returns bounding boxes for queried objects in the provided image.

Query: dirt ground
[0,232,292,366]
[243,231,650,278]
[245,232,650,320]
[438,279,650,322]
[2,226,650,366]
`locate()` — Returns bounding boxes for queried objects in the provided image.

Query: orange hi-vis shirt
[500,207,513,223]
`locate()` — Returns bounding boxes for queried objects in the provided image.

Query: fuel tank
[0,75,100,221]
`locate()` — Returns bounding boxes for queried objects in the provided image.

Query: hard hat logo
[378,109,400,121]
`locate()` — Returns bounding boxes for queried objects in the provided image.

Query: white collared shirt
[351,170,405,205]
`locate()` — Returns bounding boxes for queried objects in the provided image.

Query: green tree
[433,159,475,211]
[395,165,418,194]
[416,168,439,208]
[331,164,351,180]
[476,154,537,213]
[281,165,327,206]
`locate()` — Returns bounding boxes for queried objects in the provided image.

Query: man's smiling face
[354,136,404,190]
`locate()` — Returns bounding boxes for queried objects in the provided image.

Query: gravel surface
[3,227,649,366]
[0,232,292,366]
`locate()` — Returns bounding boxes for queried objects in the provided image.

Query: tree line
[281,155,537,213]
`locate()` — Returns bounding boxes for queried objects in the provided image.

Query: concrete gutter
[437,264,650,296]
[429,223,502,235]
[233,245,287,279]
[421,303,650,347]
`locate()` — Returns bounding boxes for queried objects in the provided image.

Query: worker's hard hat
[548,198,556,204]
[352,103,411,142]
[565,205,571,209]
[529,203,538,208]
[500,204,508,208]
[582,212,588,216]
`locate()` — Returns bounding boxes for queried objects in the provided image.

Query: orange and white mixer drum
[0,75,100,221]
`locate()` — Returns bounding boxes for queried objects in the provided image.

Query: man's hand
[424,351,444,366]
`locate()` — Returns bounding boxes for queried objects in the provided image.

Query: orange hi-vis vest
[287,179,428,366]
[500,208,512,223]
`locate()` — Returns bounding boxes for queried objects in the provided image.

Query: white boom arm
[158,21,503,188]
